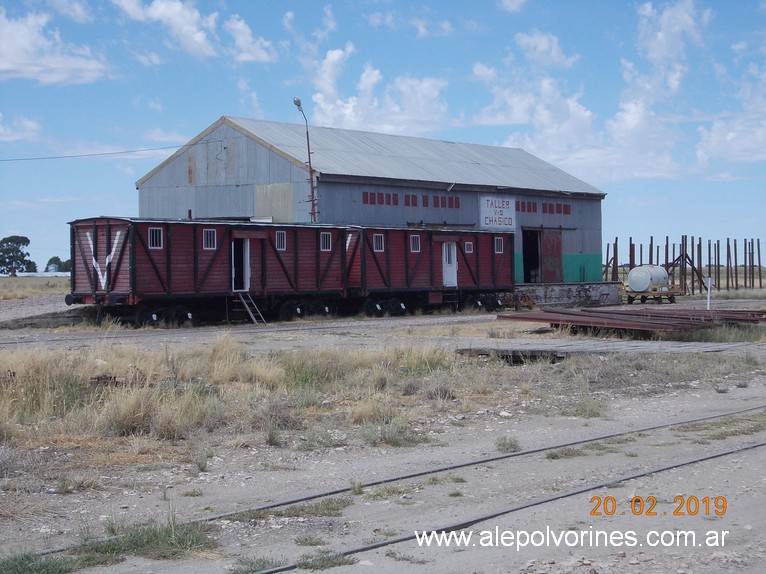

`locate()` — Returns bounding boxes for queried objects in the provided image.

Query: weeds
[0,512,219,573]
[364,484,417,500]
[230,557,287,574]
[76,513,216,562]
[296,551,357,570]
[231,496,353,522]
[0,552,76,574]
[385,550,429,564]
[546,447,586,459]
[295,535,325,546]
[495,436,521,453]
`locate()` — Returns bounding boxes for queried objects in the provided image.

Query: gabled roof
[138,116,604,197]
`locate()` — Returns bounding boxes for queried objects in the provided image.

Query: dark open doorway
[522,229,541,282]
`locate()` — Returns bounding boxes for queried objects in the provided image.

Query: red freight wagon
[67,217,514,324]
[345,227,514,315]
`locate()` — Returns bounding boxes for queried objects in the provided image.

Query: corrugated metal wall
[138,124,311,222]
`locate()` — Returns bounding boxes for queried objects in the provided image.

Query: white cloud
[366,11,395,28]
[304,40,449,135]
[313,42,356,101]
[136,51,162,66]
[110,0,218,58]
[0,113,43,142]
[312,5,337,42]
[696,65,766,163]
[631,0,711,98]
[224,14,278,63]
[471,62,497,83]
[515,30,579,69]
[236,78,264,118]
[47,0,93,23]
[0,7,108,84]
[410,17,452,39]
[143,127,186,142]
[499,0,527,13]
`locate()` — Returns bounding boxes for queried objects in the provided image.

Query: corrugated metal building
[136,116,605,284]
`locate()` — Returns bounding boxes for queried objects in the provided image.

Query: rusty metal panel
[541,229,563,282]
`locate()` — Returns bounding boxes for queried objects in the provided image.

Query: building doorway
[522,229,540,283]
[522,229,562,283]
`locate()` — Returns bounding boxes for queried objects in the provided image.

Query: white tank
[626,265,669,292]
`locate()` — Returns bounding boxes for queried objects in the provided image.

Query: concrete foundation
[513,282,621,308]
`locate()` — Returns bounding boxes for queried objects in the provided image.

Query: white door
[442,241,457,287]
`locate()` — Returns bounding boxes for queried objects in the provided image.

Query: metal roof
[140,116,604,197]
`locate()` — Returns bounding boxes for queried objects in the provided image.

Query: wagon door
[442,241,458,287]
[231,238,250,291]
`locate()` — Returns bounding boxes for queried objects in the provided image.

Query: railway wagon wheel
[462,295,483,311]
[134,307,158,327]
[384,298,406,316]
[163,306,192,326]
[362,298,383,317]
[279,300,301,321]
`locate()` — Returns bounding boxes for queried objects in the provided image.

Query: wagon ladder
[237,293,267,325]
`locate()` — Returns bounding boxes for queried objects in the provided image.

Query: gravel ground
[1,296,766,574]
[0,294,75,324]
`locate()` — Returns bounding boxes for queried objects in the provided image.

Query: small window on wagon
[373,233,385,252]
[409,234,421,253]
[464,241,474,254]
[320,231,332,252]
[203,229,216,250]
[494,237,504,254]
[148,227,163,249]
[276,230,287,251]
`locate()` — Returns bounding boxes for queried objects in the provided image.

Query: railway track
[258,439,766,574]
[35,404,766,572]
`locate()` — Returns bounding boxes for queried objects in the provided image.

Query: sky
[1,0,765,270]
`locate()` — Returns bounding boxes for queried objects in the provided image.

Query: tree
[0,236,37,275]
[46,256,71,272]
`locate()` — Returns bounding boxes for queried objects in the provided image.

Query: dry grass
[0,276,69,300]
[0,330,762,493]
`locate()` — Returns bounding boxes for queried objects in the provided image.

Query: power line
[0,145,182,162]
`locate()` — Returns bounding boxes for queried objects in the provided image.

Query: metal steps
[236,293,266,325]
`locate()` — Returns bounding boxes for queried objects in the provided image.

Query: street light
[293,97,318,223]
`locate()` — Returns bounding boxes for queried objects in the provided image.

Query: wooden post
[697,237,703,292]
[734,239,739,290]
[726,238,731,291]
[752,239,757,288]
[716,240,721,292]
[758,238,763,289]
[688,235,694,295]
